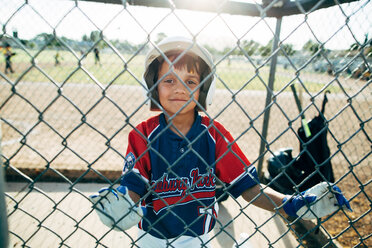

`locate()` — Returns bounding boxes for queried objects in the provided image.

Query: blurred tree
[113,39,136,52]
[203,44,219,56]
[90,30,107,49]
[222,46,238,56]
[35,33,60,47]
[280,43,296,56]
[82,34,89,42]
[302,40,321,55]
[90,31,101,42]
[240,40,260,56]
[259,39,272,57]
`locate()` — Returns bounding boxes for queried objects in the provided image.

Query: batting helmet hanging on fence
[142,36,216,111]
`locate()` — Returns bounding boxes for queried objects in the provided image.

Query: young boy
[90,36,351,247]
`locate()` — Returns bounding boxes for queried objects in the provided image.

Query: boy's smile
[157,61,200,117]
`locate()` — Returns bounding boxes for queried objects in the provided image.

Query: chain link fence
[1,0,371,247]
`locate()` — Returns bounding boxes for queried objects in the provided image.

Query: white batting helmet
[142,36,215,111]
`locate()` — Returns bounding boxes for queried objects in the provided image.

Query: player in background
[93,47,101,66]
[4,44,16,74]
[54,52,61,66]
[90,36,352,247]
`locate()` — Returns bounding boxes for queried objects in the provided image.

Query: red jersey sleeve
[120,116,159,197]
[206,119,259,197]
[125,128,151,181]
[212,121,251,182]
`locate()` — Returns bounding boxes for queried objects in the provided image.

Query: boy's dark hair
[147,50,211,111]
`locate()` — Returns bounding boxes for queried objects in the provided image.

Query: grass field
[1,47,371,247]
[2,48,349,94]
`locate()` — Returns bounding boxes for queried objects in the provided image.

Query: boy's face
[157,60,200,116]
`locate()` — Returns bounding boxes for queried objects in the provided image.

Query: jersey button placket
[179,140,187,154]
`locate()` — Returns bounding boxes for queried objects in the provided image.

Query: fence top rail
[78,0,359,18]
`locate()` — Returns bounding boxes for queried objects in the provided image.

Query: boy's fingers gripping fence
[282,182,352,220]
[89,186,146,231]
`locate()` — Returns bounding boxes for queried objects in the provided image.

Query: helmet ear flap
[197,69,211,111]
[197,67,215,111]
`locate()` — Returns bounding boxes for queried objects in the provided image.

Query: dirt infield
[1,79,371,247]
[1,80,370,171]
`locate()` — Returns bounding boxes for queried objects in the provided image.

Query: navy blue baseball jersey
[120,113,259,239]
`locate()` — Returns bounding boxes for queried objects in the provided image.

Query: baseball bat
[290,84,311,138]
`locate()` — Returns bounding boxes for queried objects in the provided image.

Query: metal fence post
[257,17,282,179]
[0,121,9,248]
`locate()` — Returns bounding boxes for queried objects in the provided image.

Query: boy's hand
[282,182,352,220]
[89,186,146,230]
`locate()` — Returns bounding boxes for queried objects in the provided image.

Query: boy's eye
[187,80,197,85]
[164,79,173,84]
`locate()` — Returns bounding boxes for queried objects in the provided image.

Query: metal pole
[0,121,9,248]
[257,17,282,179]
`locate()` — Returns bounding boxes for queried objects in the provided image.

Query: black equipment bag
[290,88,334,192]
[265,88,335,194]
[295,114,335,191]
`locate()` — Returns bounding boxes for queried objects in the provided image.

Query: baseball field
[1,48,371,247]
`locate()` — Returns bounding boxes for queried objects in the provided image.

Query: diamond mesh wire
[0,0,371,247]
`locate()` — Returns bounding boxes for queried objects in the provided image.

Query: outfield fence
[0,0,371,247]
